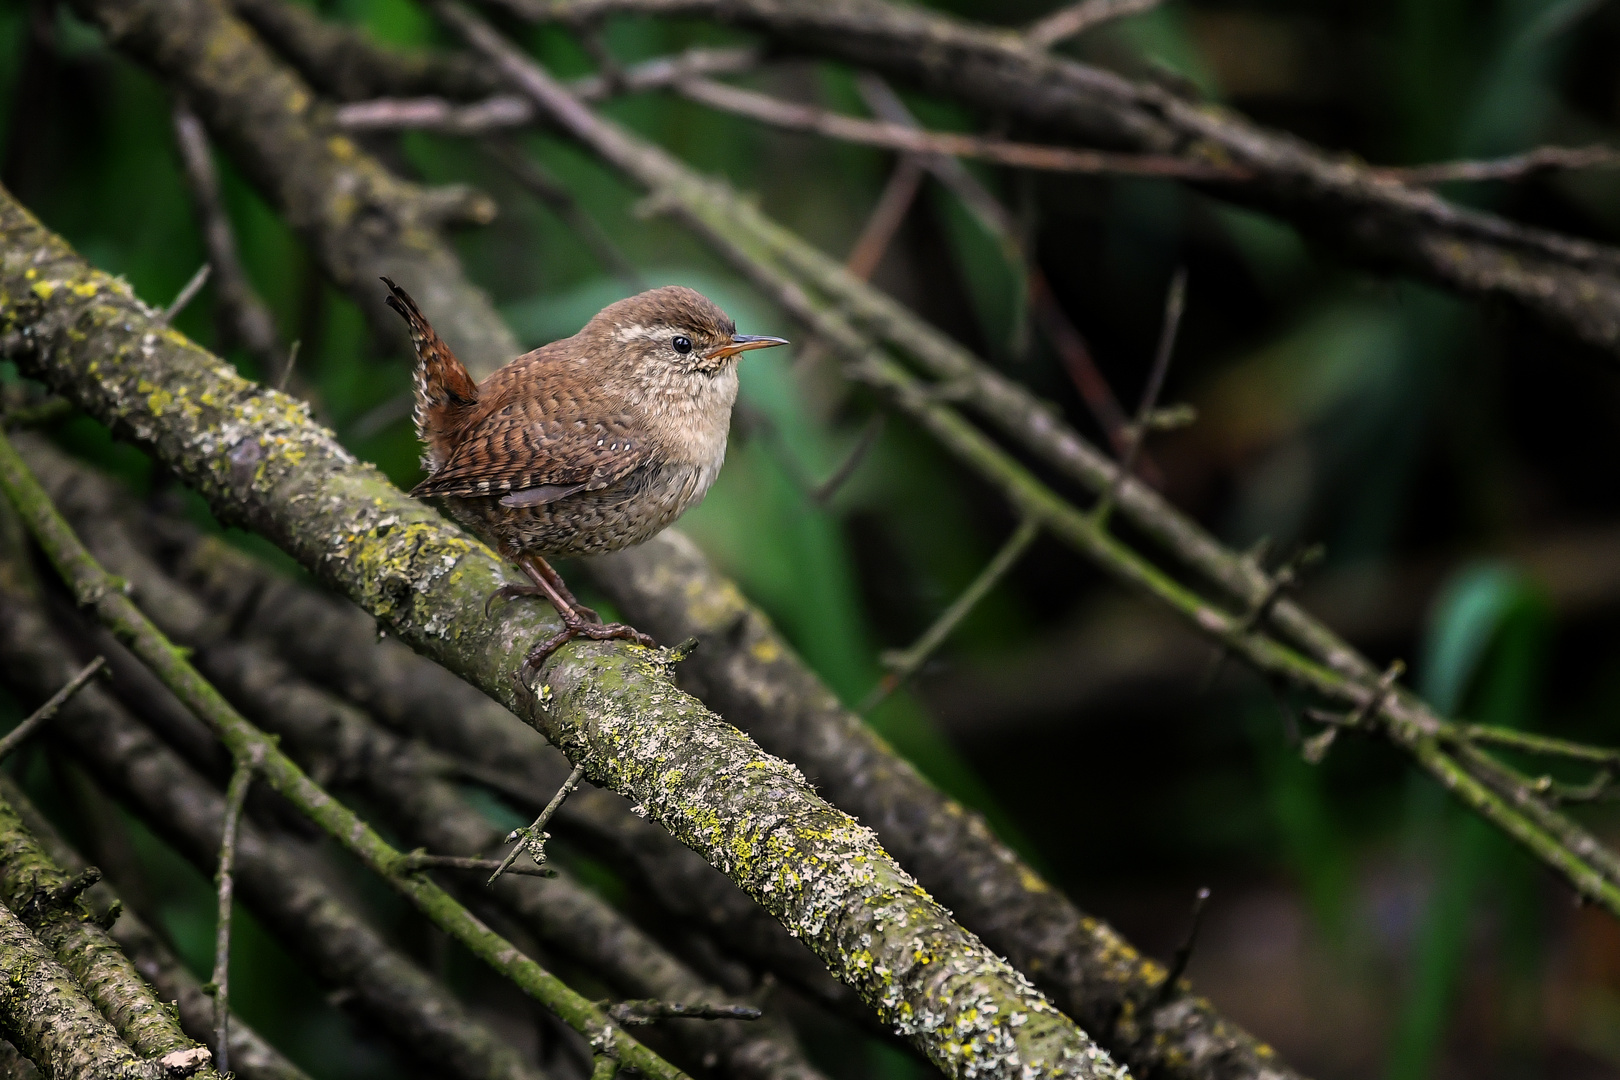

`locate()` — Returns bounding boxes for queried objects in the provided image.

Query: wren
[382,278,788,675]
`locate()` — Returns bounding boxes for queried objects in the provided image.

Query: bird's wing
[411,397,650,502]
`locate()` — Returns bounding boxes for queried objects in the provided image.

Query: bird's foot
[520,616,657,684]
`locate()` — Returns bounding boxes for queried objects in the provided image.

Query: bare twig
[1456,725,1620,767]
[810,413,885,505]
[489,762,585,884]
[1025,0,1165,49]
[483,140,643,287]
[860,516,1041,713]
[607,1001,763,1026]
[211,748,261,1077]
[274,340,300,393]
[172,103,286,380]
[1383,144,1620,186]
[843,158,926,281]
[674,77,1250,181]
[853,75,1135,457]
[399,851,557,877]
[1092,268,1187,526]
[159,264,212,327]
[332,46,761,133]
[1153,887,1210,1005]
[0,655,104,763]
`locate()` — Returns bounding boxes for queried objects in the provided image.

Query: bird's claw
[518,619,657,685]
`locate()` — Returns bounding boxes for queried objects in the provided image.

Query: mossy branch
[0,185,1125,1080]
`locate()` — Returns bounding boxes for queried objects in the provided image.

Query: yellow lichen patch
[30,280,56,300]
[750,636,781,663]
[1018,867,1049,893]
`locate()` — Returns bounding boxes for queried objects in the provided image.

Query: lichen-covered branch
[0,790,220,1079]
[0,187,1124,1080]
[0,897,206,1080]
[516,0,1620,356]
[18,439,829,1080]
[0,518,555,1080]
[0,774,315,1080]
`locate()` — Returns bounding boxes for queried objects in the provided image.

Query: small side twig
[399,850,557,877]
[1383,144,1620,186]
[810,413,886,506]
[0,655,104,763]
[860,516,1041,713]
[1455,724,1620,768]
[212,747,263,1076]
[1026,0,1166,49]
[606,999,763,1026]
[1153,886,1210,1005]
[673,78,1249,181]
[19,866,103,923]
[1301,660,1405,764]
[488,762,585,885]
[1092,267,1189,527]
[484,140,643,288]
[159,263,212,327]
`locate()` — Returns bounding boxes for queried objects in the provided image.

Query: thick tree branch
[0,774,315,1080]
[0,790,220,1078]
[0,187,1125,1080]
[17,439,831,1080]
[0,892,208,1080]
[514,0,1620,356]
[0,534,556,1080]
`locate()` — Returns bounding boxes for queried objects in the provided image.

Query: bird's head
[586,286,788,383]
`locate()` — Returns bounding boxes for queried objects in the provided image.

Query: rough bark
[0,790,220,1079]
[519,0,1620,356]
[0,522,552,1080]
[0,774,315,1080]
[65,0,520,374]
[18,437,830,1080]
[0,899,204,1080]
[0,185,1124,1080]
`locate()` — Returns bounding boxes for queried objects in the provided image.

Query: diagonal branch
[0,184,1126,1080]
[516,0,1620,356]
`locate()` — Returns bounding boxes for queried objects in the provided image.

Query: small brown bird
[383,278,788,674]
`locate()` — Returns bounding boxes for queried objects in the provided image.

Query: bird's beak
[704,334,790,361]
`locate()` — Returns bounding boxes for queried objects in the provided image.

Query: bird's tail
[381,277,478,474]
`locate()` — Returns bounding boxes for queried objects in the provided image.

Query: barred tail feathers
[381,277,478,474]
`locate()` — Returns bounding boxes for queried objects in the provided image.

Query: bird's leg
[513,554,655,680]
[521,556,602,625]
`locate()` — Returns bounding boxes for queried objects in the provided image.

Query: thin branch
[1092,267,1187,526]
[843,158,926,282]
[674,76,1250,181]
[607,1001,762,1026]
[483,140,643,287]
[171,102,286,381]
[852,75,1134,457]
[1383,144,1620,186]
[0,655,104,762]
[211,749,261,1078]
[1453,724,1620,767]
[489,762,584,885]
[1153,886,1210,1005]
[159,264,212,327]
[860,516,1040,713]
[810,412,885,506]
[1025,0,1165,49]
[332,46,761,133]
[400,851,558,877]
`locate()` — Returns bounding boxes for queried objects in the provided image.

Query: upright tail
[381,277,479,474]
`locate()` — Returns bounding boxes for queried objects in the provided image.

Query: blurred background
[4,0,1620,1077]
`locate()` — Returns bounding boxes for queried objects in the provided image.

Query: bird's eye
[672,335,693,355]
